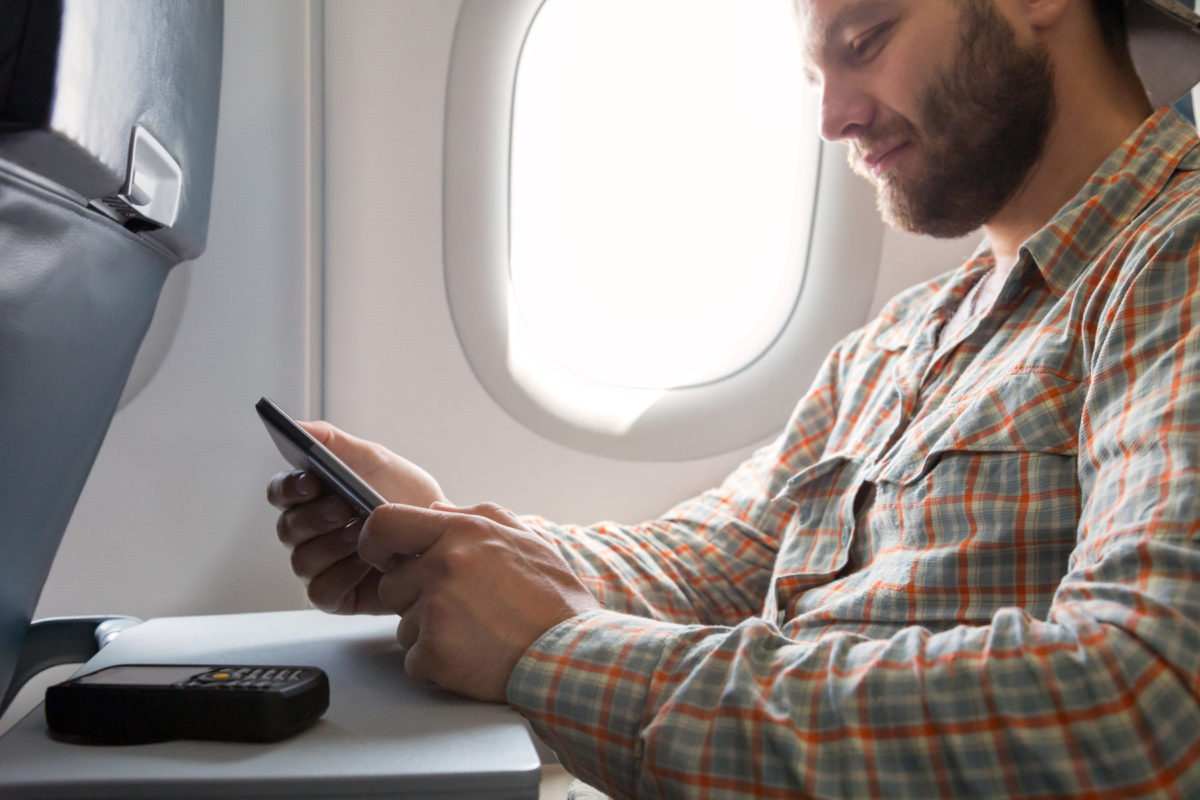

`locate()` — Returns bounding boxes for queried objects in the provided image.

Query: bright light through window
[510,0,816,390]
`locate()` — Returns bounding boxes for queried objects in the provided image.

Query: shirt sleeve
[507,227,1200,799]
[518,338,849,627]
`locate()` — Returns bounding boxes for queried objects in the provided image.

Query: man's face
[801,0,1056,238]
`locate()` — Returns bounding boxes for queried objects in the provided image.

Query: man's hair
[1092,0,1129,56]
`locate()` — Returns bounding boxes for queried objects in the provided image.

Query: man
[269,0,1200,796]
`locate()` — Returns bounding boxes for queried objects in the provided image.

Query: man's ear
[989,0,1072,41]
[1020,0,1072,31]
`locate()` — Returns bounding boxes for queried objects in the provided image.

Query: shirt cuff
[506,610,706,798]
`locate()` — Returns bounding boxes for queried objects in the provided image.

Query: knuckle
[397,613,419,648]
[319,496,350,526]
[306,576,347,614]
[376,569,402,605]
[404,646,427,681]
[289,544,312,577]
[266,472,289,507]
[437,542,476,576]
[445,513,487,541]
[268,469,309,509]
[277,505,313,546]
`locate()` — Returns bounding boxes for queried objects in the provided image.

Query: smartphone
[256,397,386,516]
[45,664,329,743]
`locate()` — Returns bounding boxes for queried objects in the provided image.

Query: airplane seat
[0,0,223,715]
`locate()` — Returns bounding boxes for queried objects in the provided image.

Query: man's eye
[850,22,894,59]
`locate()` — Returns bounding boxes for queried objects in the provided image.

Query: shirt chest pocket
[876,368,1085,554]
[773,455,864,580]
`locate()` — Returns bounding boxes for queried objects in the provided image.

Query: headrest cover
[1128,0,1200,107]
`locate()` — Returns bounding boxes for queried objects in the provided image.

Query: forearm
[520,501,778,626]
[510,582,1200,800]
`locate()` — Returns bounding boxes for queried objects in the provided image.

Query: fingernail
[295,472,315,497]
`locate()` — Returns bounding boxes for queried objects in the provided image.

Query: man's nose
[818,73,875,142]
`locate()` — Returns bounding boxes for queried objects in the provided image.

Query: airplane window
[509,0,811,390]
[443,0,883,460]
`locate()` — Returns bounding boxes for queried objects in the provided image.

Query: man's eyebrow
[801,0,894,83]
[809,0,894,52]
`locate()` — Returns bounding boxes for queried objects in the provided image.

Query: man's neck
[983,42,1154,276]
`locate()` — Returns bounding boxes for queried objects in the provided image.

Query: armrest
[0,616,141,715]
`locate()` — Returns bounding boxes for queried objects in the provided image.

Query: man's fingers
[397,607,420,650]
[267,469,321,510]
[298,419,343,448]
[377,558,422,617]
[300,420,387,477]
[403,636,430,683]
[288,518,362,577]
[432,501,523,528]
[277,495,358,547]
[358,503,459,570]
[305,555,380,615]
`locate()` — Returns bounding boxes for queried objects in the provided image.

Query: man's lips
[861,141,912,178]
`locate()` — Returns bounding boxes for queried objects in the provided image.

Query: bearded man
[269,1,1200,796]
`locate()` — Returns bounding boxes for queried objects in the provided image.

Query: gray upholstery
[0,0,223,259]
[0,0,222,712]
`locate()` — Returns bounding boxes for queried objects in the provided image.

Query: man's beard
[851,0,1056,238]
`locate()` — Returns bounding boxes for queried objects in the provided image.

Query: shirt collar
[1019,106,1200,297]
[872,108,1199,353]
[873,252,991,353]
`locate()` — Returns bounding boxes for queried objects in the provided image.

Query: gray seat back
[0,0,223,709]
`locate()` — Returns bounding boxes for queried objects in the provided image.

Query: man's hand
[358,501,601,702]
[267,421,447,615]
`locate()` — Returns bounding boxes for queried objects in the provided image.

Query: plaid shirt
[508,108,1200,799]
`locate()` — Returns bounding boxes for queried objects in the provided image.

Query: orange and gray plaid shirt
[509,108,1200,799]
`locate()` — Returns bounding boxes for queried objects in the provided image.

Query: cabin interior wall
[33,0,975,624]
[35,1,319,619]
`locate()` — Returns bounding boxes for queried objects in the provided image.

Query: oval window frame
[443,0,885,460]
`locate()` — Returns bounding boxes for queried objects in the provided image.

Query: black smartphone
[45,664,329,743]
[256,397,386,517]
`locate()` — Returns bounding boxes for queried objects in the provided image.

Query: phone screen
[74,665,204,685]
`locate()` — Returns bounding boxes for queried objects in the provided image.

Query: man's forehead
[795,0,898,41]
